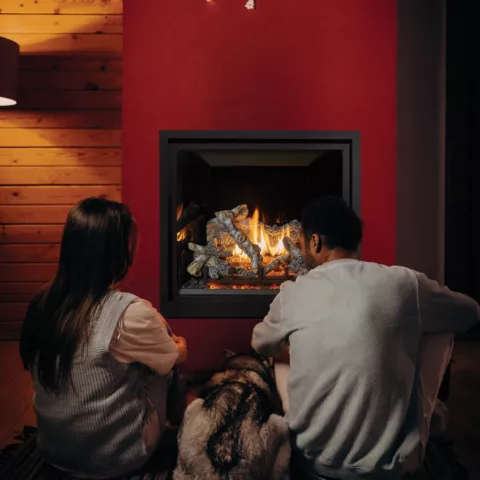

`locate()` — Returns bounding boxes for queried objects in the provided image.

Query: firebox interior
[176,149,343,291]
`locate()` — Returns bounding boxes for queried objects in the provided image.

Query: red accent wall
[123,0,397,371]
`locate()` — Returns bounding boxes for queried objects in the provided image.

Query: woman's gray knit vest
[32,291,152,477]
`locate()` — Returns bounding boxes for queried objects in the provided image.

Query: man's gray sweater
[252,260,479,479]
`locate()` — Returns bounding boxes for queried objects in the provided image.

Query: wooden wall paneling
[0,111,122,129]
[0,15,123,34]
[0,129,121,147]
[0,264,59,282]
[0,245,61,263]
[1,225,64,243]
[1,34,122,55]
[0,323,23,340]
[0,283,46,302]
[0,148,121,166]
[0,206,72,224]
[0,186,121,204]
[0,166,121,185]
[0,0,123,14]
[19,71,122,90]
[16,90,122,109]
[20,56,122,72]
[0,0,122,337]
[0,303,29,322]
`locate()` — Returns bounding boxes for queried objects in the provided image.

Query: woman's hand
[173,335,187,364]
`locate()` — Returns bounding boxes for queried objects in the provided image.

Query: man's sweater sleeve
[251,291,289,357]
[417,272,480,334]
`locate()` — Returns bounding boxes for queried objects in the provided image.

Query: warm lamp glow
[0,37,19,108]
[0,96,17,107]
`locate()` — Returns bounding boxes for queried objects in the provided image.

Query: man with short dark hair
[252,196,479,479]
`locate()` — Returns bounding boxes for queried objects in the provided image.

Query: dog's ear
[223,349,236,359]
[260,356,274,368]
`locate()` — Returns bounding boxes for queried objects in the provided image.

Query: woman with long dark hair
[20,197,187,478]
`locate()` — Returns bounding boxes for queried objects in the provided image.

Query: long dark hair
[20,197,137,393]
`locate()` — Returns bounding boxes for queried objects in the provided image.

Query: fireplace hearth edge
[160,130,360,319]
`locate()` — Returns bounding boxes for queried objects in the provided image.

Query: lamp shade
[0,37,19,107]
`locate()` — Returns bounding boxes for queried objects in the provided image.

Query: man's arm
[417,273,480,334]
[251,291,289,357]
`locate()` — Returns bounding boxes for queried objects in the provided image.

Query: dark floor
[0,341,479,479]
[444,342,480,479]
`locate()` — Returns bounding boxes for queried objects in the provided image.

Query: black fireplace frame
[160,130,361,319]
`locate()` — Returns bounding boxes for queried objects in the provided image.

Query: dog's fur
[173,351,291,480]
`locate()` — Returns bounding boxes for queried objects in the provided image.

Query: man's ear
[311,233,321,253]
[224,349,236,359]
[317,234,329,253]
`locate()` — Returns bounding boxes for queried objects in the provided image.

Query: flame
[208,284,280,290]
[177,229,188,242]
[232,208,289,259]
[176,204,184,221]
[176,204,190,242]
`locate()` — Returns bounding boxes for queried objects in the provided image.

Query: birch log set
[215,207,263,273]
[186,242,231,278]
[283,237,308,276]
[205,256,230,279]
[263,253,290,275]
[207,204,249,247]
[233,267,257,279]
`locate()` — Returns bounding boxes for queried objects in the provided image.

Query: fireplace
[160,131,360,318]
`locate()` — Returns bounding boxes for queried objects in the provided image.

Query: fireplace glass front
[160,131,360,318]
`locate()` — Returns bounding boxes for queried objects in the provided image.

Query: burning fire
[177,204,190,242]
[232,208,289,259]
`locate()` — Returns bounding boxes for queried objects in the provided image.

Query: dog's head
[222,349,274,380]
[221,349,284,413]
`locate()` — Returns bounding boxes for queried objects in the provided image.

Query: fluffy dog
[173,351,290,480]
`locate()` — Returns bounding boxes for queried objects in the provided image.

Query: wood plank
[0,343,22,384]
[0,148,121,166]
[0,283,46,302]
[2,34,122,55]
[0,186,121,205]
[0,129,121,147]
[0,225,64,243]
[0,263,57,282]
[0,303,29,322]
[17,90,121,109]
[0,292,37,303]
[20,56,122,72]
[2,406,37,447]
[0,0,122,14]
[0,110,121,128]
[0,15,123,34]
[19,71,122,90]
[0,362,33,445]
[0,322,22,340]
[0,343,33,446]
[0,166,121,185]
[0,245,60,263]
[0,206,71,224]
